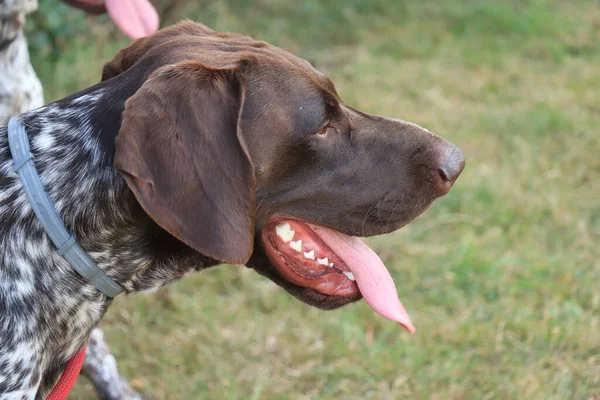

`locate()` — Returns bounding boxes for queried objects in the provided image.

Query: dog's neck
[3,83,219,291]
[0,83,218,395]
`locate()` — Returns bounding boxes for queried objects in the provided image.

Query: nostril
[438,166,451,183]
[438,147,465,185]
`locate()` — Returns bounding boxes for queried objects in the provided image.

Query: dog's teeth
[276,223,295,242]
[342,271,356,281]
[329,262,334,267]
[317,257,329,266]
[283,230,295,242]
[289,240,302,252]
[304,250,315,260]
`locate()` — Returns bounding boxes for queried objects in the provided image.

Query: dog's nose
[435,141,465,193]
[438,146,465,184]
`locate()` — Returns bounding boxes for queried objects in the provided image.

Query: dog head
[108,21,465,328]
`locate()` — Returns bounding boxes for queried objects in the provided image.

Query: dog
[0,21,464,399]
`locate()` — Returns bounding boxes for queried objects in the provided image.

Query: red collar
[46,345,87,400]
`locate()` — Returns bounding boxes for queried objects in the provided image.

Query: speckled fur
[0,20,465,398]
[0,85,217,399]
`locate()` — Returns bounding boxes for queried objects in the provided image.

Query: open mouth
[261,218,415,333]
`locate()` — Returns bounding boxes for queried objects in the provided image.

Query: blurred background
[24,0,600,398]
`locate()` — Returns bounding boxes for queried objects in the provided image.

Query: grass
[25,0,600,398]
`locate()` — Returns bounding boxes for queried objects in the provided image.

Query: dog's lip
[247,256,362,310]
[260,216,360,298]
[249,214,363,308]
[248,256,362,310]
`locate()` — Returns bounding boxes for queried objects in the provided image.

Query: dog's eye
[316,124,336,137]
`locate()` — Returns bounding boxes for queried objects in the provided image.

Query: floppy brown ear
[114,61,256,264]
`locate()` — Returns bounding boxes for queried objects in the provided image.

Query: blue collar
[7,117,123,297]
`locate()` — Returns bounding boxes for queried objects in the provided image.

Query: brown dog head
[109,21,465,328]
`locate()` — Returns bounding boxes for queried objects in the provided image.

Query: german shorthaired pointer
[0,21,464,399]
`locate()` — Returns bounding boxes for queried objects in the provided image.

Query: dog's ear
[114,61,255,264]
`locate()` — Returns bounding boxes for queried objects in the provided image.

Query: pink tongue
[308,224,415,334]
[105,0,159,39]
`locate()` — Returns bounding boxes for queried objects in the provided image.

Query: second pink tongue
[105,0,159,39]
[307,224,415,333]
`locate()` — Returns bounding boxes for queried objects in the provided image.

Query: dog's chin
[247,252,362,310]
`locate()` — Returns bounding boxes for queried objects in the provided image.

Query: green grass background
[25,0,600,398]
